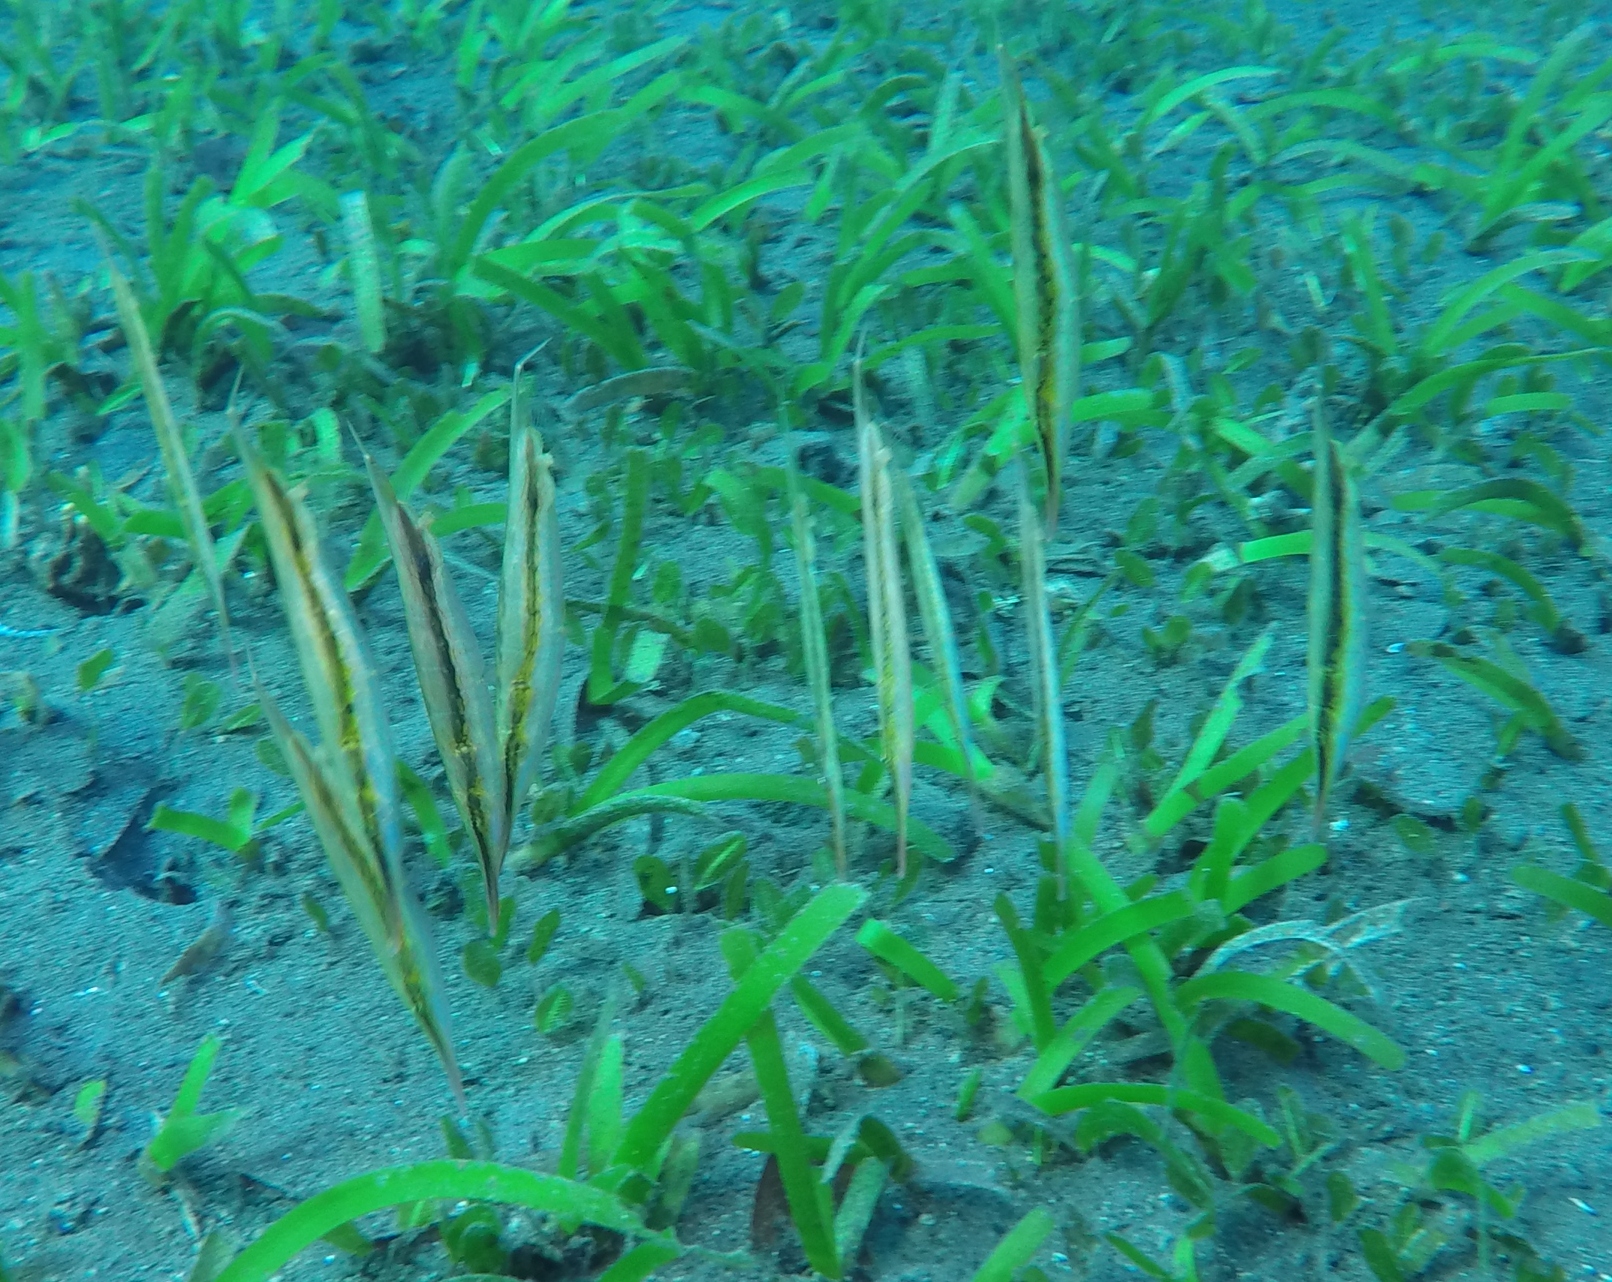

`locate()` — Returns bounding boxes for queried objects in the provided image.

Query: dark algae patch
[1,0,1611,1280]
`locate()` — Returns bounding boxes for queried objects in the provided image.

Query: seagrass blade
[1018,464,1070,895]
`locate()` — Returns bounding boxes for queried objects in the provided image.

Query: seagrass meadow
[2,0,1612,1278]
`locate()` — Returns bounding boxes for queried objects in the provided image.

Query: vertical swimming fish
[894,469,978,810]
[106,256,232,663]
[258,681,464,1109]
[788,458,849,877]
[856,364,914,879]
[238,428,463,1107]
[366,455,508,933]
[1001,47,1081,535]
[1306,403,1368,836]
[496,375,565,843]
[235,430,398,859]
[340,190,387,356]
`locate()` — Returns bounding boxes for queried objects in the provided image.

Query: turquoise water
[1,1,1609,1279]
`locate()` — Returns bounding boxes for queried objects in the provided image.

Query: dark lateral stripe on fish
[1307,407,1366,833]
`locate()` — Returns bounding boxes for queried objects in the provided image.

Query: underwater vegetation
[1,0,1611,1279]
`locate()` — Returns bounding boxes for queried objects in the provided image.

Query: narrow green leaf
[1409,641,1582,760]
[586,1035,626,1176]
[398,760,453,867]
[1140,66,1278,130]
[1392,479,1586,551]
[447,113,643,277]
[1438,546,1562,630]
[1511,865,1612,930]
[1045,891,1197,987]
[1030,1081,1281,1147]
[345,391,511,589]
[1175,971,1405,1069]
[578,691,807,812]
[475,260,648,368]
[855,920,959,1002]
[559,1000,618,1180]
[147,1110,245,1174]
[77,647,115,692]
[148,803,250,854]
[1158,628,1272,808]
[997,893,1055,1051]
[790,976,868,1056]
[146,1035,242,1173]
[1223,844,1328,914]
[1144,716,1307,841]
[1463,1100,1600,1167]
[1421,249,1597,356]
[1018,986,1144,1099]
[596,1239,683,1282]
[170,1034,224,1119]
[1483,391,1572,417]
[588,449,651,704]
[723,931,840,1278]
[970,1207,1054,1282]
[211,1162,644,1282]
[689,171,812,232]
[635,775,953,863]
[613,883,867,1171]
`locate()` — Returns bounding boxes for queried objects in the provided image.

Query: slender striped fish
[856,363,914,879]
[367,455,508,933]
[496,380,565,845]
[788,458,849,877]
[1001,47,1081,536]
[1306,403,1368,837]
[106,254,231,664]
[894,470,979,811]
[238,429,463,1106]
[258,680,464,1109]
